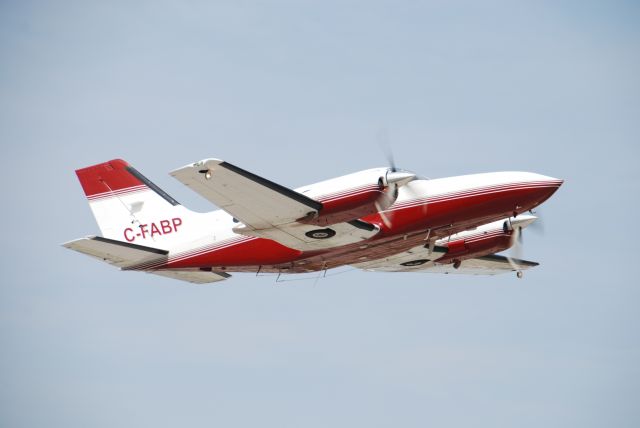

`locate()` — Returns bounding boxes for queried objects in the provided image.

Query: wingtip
[61,235,98,248]
[170,158,224,176]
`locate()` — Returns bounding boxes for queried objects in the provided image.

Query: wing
[171,158,321,228]
[354,244,538,275]
[418,255,538,275]
[170,158,379,250]
[353,244,447,272]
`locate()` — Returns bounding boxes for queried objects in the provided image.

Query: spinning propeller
[374,130,427,228]
[505,214,542,277]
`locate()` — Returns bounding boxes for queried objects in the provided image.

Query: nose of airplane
[524,172,564,187]
[537,174,564,198]
[517,172,563,212]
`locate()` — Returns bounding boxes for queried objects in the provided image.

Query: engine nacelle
[299,188,388,226]
[297,168,405,226]
[436,233,512,264]
[433,215,537,266]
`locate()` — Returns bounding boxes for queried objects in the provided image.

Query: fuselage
[126,170,562,274]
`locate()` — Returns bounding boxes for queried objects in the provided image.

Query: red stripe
[316,184,380,202]
[87,185,149,201]
[386,182,559,212]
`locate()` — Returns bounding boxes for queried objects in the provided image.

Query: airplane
[63,158,563,284]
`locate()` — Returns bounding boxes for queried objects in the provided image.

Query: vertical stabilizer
[75,159,192,246]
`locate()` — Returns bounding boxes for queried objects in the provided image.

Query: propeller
[505,214,540,276]
[377,128,396,172]
[374,129,427,228]
[375,169,417,227]
[527,209,545,235]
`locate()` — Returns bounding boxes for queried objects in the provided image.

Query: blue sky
[1,1,639,427]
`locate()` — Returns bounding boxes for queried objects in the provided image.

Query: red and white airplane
[64,158,563,284]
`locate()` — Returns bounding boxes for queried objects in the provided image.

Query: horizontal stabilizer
[62,236,167,269]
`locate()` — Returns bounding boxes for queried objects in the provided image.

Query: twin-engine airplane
[64,158,563,284]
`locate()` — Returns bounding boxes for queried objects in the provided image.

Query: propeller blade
[375,199,393,228]
[374,130,426,227]
[402,180,428,216]
[511,226,523,258]
[506,225,524,272]
[375,182,428,230]
[377,128,396,172]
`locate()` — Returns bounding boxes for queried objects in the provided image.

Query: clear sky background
[1,1,639,427]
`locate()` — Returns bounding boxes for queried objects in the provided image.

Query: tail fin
[75,159,188,244]
[77,159,179,205]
